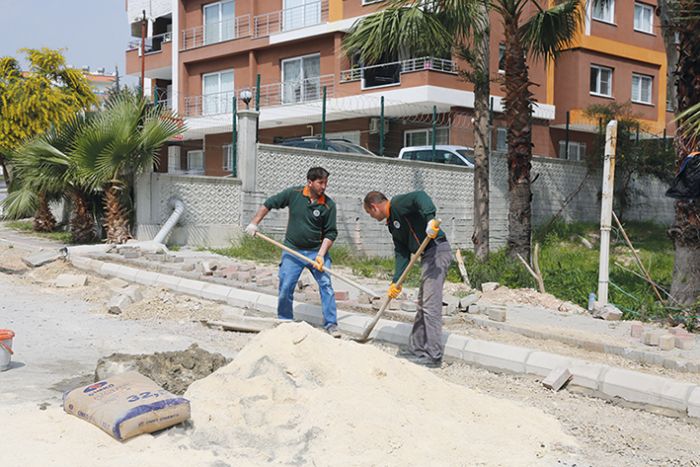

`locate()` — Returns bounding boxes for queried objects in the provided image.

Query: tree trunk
[471,4,490,262]
[70,190,97,244]
[503,16,533,261]
[104,184,131,244]
[667,0,700,306]
[33,192,56,232]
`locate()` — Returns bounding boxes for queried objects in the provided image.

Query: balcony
[253,0,329,38]
[183,74,335,117]
[181,15,251,51]
[340,57,458,89]
[128,31,172,54]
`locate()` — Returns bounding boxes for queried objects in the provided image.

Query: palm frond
[0,185,37,220]
[521,0,584,61]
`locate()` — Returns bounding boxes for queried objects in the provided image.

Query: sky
[0,0,136,84]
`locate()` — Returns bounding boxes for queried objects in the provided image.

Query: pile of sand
[185,322,577,465]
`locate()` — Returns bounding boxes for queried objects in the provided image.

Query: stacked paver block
[487,304,507,322]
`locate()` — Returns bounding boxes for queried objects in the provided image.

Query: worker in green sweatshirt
[246,167,340,338]
[363,190,451,367]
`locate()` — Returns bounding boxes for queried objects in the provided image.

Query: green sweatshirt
[264,185,338,250]
[387,190,445,282]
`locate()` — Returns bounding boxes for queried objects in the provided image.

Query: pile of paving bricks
[631,322,695,351]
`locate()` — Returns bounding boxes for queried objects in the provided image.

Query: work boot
[325,324,341,338]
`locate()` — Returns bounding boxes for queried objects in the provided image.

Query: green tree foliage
[0,48,97,183]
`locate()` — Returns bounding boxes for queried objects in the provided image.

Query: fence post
[380,96,385,157]
[237,109,259,191]
[232,96,238,178]
[597,120,618,305]
[432,105,437,158]
[321,86,327,150]
[564,111,570,159]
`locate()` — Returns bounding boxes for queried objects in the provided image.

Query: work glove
[245,223,258,236]
[313,254,324,272]
[387,282,402,299]
[425,219,440,239]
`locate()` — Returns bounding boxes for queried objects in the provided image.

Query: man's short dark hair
[307,167,330,181]
[363,191,388,207]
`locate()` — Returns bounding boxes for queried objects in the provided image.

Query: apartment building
[124,0,672,176]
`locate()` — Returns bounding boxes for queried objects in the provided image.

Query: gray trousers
[409,239,452,361]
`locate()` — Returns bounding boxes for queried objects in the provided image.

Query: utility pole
[140,9,147,96]
[597,120,618,305]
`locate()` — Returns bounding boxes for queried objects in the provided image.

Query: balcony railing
[183,74,335,117]
[254,0,328,38]
[128,31,172,53]
[181,15,251,51]
[340,56,458,88]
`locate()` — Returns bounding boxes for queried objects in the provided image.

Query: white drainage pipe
[153,197,185,245]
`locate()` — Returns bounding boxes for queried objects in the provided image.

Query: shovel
[356,219,441,343]
[254,231,381,298]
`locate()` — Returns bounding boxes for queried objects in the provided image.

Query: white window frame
[202,69,234,116]
[590,65,613,97]
[631,73,653,105]
[283,0,322,32]
[222,144,233,171]
[281,53,321,104]
[362,0,384,4]
[203,0,235,45]
[592,0,615,24]
[404,127,449,147]
[187,150,205,175]
[559,141,587,161]
[634,2,654,34]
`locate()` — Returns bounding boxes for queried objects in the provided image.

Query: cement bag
[63,371,190,441]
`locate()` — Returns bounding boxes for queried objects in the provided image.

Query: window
[326,131,361,145]
[202,70,234,115]
[495,127,507,152]
[558,141,587,161]
[592,0,614,23]
[634,3,653,34]
[282,54,320,104]
[223,144,233,171]
[187,150,205,175]
[632,73,653,104]
[283,0,322,31]
[498,44,506,73]
[590,65,613,97]
[404,127,449,147]
[204,1,235,45]
[167,146,181,173]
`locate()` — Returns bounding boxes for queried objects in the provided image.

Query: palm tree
[75,94,184,244]
[658,0,700,306]
[344,0,583,261]
[3,116,99,242]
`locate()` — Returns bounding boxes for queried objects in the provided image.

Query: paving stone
[400,301,417,312]
[542,367,572,391]
[487,304,507,322]
[107,294,132,315]
[54,274,88,288]
[371,297,383,311]
[256,276,274,287]
[335,290,350,301]
[165,255,184,263]
[180,263,195,272]
[22,250,62,268]
[600,304,623,321]
[687,387,700,418]
[388,299,401,311]
[600,367,695,412]
[630,322,644,338]
[459,293,480,311]
[670,325,689,336]
[675,334,695,350]
[236,271,253,282]
[237,263,255,272]
[145,254,165,262]
[122,250,140,259]
[642,331,660,346]
[659,334,675,351]
[219,266,238,277]
[443,296,460,315]
[481,282,499,292]
[525,352,572,377]
[467,303,481,314]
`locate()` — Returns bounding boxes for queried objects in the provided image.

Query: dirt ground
[2,240,700,465]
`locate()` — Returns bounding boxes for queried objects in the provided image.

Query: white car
[398,145,475,168]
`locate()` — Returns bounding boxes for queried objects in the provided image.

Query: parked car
[398,145,475,168]
[278,138,378,157]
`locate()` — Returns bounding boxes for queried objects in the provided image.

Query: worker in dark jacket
[246,167,340,337]
[363,190,451,367]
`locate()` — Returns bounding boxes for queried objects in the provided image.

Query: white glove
[245,223,258,236]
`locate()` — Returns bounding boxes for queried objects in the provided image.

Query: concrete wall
[135,144,673,250]
[135,172,242,246]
